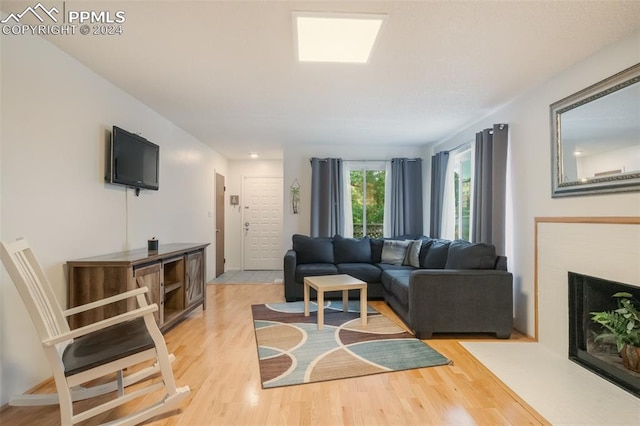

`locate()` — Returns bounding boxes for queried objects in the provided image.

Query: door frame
[215,172,225,277]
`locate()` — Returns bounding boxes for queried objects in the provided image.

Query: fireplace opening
[568,272,640,398]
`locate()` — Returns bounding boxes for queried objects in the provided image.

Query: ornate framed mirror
[550,63,640,197]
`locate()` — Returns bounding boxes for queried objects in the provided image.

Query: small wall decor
[290,179,300,214]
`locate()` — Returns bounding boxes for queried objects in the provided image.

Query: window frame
[345,161,387,238]
[442,143,475,241]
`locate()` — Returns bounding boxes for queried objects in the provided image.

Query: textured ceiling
[5,0,640,159]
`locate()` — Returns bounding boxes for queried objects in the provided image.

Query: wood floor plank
[0,283,549,425]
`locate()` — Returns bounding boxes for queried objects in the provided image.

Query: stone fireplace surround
[463,217,640,423]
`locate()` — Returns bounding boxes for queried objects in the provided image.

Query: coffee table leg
[342,289,348,312]
[317,289,324,330]
[360,286,367,325]
[304,281,309,317]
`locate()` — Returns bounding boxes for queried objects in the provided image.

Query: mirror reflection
[560,82,640,182]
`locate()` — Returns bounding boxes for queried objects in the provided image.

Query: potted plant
[591,292,640,373]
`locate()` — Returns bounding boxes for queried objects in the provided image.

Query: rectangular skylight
[293,12,387,63]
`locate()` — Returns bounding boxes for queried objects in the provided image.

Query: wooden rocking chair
[0,238,190,425]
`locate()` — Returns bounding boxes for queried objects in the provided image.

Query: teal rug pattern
[252,301,451,388]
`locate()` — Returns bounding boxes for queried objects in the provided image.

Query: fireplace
[568,272,640,397]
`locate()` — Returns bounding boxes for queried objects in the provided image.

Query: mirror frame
[550,63,640,198]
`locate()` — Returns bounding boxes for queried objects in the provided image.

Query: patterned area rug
[252,301,452,388]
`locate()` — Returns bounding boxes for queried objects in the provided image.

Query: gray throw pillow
[381,240,412,265]
[445,240,496,269]
[403,240,422,267]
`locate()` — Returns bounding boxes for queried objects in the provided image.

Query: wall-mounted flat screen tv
[106,126,159,191]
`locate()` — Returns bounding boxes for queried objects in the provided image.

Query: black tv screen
[106,126,159,190]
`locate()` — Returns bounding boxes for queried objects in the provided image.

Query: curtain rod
[347,159,418,162]
[309,158,418,162]
[438,123,507,154]
[442,140,472,154]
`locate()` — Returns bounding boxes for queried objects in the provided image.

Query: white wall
[430,29,640,336]
[225,159,283,271]
[0,33,227,403]
[282,143,426,252]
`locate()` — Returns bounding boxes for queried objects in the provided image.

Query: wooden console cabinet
[67,243,209,332]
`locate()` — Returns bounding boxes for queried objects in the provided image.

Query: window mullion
[362,170,367,236]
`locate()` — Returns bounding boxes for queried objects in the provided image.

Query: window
[453,149,472,240]
[442,144,474,240]
[346,162,386,238]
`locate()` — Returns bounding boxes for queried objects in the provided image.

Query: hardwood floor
[0,284,549,425]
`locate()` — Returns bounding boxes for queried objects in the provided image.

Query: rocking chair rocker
[0,238,190,425]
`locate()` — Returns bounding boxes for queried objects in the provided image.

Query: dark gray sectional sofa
[283,234,513,339]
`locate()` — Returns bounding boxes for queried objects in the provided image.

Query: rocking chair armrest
[44,304,158,346]
[63,287,150,317]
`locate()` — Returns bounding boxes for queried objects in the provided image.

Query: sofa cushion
[292,234,334,264]
[376,263,416,272]
[495,255,507,271]
[381,270,412,306]
[381,269,405,290]
[422,239,450,269]
[381,268,412,286]
[391,278,410,307]
[403,240,422,267]
[381,240,412,265]
[445,240,497,270]
[294,263,338,283]
[333,235,371,264]
[369,238,384,263]
[336,263,382,283]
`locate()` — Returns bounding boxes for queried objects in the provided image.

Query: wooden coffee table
[303,274,367,330]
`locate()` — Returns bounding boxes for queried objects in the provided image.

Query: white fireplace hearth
[464,218,640,423]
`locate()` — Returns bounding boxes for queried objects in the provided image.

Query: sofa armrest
[408,269,513,338]
[284,249,297,302]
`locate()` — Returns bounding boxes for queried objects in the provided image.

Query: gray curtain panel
[310,157,344,237]
[472,124,509,255]
[429,151,449,238]
[388,158,423,236]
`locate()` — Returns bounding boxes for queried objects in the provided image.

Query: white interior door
[243,177,283,270]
